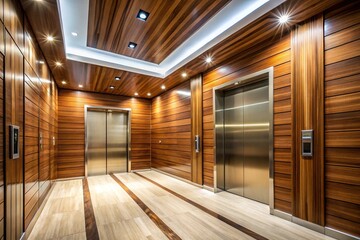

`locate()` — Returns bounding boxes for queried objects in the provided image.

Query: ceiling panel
[87,0,230,64]
[21,0,346,99]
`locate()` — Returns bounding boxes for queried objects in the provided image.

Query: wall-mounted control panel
[301,129,313,157]
[10,125,20,159]
[195,135,200,153]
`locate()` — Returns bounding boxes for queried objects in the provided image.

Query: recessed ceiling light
[71,32,78,37]
[136,9,150,21]
[279,15,289,24]
[115,77,121,81]
[147,93,151,96]
[79,84,83,88]
[38,60,45,65]
[234,82,239,85]
[181,72,187,78]
[109,85,115,89]
[46,35,54,42]
[61,81,67,85]
[205,57,212,63]
[161,85,166,90]
[55,61,62,67]
[134,92,139,96]
[128,42,137,49]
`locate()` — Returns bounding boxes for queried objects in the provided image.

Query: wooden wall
[57,90,151,178]
[202,35,293,213]
[151,81,192,180]
[0,0,59,237]
[324,2,360,237]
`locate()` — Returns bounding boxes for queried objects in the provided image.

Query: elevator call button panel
[301,129,313,157]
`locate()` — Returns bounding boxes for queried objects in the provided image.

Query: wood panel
[24,64,40,229]
[58,90,151,178]
[5,30,24,240]
[87,0,230,63]
[151,81,191,180]
[22,0,343,98]
[324,1,360,237]
[292,15,324,225]
[190,75,203,184]
[0,40,4,240]
[202,33,293,214]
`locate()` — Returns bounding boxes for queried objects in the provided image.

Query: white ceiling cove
[57,0,285,78]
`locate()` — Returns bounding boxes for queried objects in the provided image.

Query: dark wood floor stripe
[110,174,182,240]
[134,172,268,240]
[82,178,100,240]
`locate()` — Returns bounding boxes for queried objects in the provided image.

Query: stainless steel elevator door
[224,89,244,196]
[243,81,269,204]
[107,111,128,173]
[223,80,269,204]
[87,110,107,176]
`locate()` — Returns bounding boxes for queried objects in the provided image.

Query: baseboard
[272,209,359,240]
[55,176,84,182]
[23,181,56,239]
[130,168,151,173]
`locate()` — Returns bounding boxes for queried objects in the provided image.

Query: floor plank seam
[110,173,182,240]
[134,172,268,240]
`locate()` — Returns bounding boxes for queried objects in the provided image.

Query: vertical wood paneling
[324,1,360,237]
[292,14,324,226]
[202,35,293,213]
[151,81,191,180]
[57,90,151,178]
[0,33,4,239]
[5,30,24,240]
[191,75,203,184]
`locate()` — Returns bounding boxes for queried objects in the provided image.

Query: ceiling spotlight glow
[128,42,137,49]
[279,15,289,24]
[114,77,121,81]
[46,35,54,42]
[147,93,151,96]
[38,60,45,65]
[161,85,166,90]
[79,84,83,88]
[55,61,62,66]
[109,85,115,89]
[61,81,67,85]
[181,72,187,78]
[71,32,78,36]
[205,57,212,63]
[137,9,150,21]
[134,92,139,96]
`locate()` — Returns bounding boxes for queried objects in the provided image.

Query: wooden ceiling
[87,0,230,64]
[20,0,345,99]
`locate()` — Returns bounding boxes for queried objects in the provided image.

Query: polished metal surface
[224,88,244,196]
[243,81,269,204]
[215,91,225,190]
[213,67,274,207]
[107,111,128,173]
[87,110,107,176]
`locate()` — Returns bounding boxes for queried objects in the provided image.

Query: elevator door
[87,110,128,176]
[224,80,269,204]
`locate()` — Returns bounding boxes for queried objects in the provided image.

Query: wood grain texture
[82,178,99,240]
[0,47,4,239]
[22,0,343,98]
[202,34,293,214]
[190,75,203,184]
[324,1,360,237]
[5,30,24,240]
[151,81,191,180]
[58,90,151,178]
[87,0,229,64]
[292,14,324,226]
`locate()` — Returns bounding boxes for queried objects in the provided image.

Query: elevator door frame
[84,105,132,177]
[213,67,274,212]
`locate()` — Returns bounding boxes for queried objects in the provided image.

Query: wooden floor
[29,171,334,240]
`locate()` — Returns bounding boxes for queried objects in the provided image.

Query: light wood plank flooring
[28,171,335,240]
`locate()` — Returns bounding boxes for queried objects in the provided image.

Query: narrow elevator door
[224,80,269,204]
[86,109,128,176]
